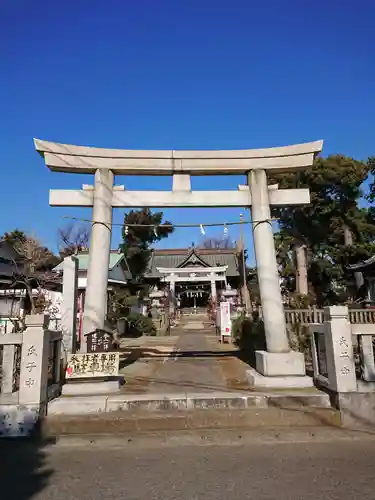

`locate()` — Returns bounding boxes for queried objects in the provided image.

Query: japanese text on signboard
[66,352,119,379]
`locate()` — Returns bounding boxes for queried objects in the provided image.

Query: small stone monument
[62,328,121,396]
[222,284,237,303]
[149,286,164,310]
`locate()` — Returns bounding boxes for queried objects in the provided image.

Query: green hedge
[232,313,266,354]
[125,312,157,337]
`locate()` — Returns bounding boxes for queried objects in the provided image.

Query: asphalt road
[2,433,375,500]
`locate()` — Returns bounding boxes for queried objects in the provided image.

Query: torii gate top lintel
[34,138,323,175]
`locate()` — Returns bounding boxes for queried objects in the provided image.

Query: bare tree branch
[58,223,90,257]
[199,236,235,249]
[8,236,61,315]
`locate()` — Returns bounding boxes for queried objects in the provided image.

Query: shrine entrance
[35,138,323,388]
[179,286,210,310]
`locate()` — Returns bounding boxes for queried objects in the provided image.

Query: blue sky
[1,0,374,265]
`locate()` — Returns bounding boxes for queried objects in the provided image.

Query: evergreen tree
[270,155,375,305]
[120,208,174,280]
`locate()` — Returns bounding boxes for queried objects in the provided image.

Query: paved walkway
[148,318,227,393]
[119,314,251,394]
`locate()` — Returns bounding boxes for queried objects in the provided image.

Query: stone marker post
[323,306,357,392]
[1,343,17,395]
[359,335,375,382]
[61,255,78,354]
[169,275,176,315]
[19,315,50,413]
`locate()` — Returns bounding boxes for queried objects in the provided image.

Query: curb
[45,427,375,449]
[47,391,331,416]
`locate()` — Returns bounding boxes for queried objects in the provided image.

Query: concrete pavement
[47,313,332,421]
[148,325,229,393]
[3,435,375,499]
[118,314,254,394]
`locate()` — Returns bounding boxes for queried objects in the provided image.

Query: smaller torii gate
[35,139,323,387]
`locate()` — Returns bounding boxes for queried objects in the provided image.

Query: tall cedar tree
[270,155,375,305]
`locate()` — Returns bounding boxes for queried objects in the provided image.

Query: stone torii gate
[35,139,323,387]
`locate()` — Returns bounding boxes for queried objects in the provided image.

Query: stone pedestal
[246,350,313,388]
[246,368,314,389]
[62,380,121,396]
[256,350,306,376]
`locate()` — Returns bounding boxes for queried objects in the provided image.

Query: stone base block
[0,404,41,438]
[62,380,120,396]
[256,350,306,377]
[246,368,314,389]
[48,396,108,415]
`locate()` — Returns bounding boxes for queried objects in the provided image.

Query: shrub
[287,322,311,361]
[232,313,266,354]
[106,289,138,328]
[126,311,156,336]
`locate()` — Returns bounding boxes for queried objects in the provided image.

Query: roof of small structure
[145,247,240,278]
[0,241,61,290]
[346,255,375,272]
[53,251,132,279]
[0,241,21,283]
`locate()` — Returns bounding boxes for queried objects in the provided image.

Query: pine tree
[119,208,174,280]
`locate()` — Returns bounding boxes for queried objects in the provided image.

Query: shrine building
[144,246,243,309]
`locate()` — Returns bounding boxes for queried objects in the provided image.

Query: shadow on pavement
[0,413,55,500]
[119,347,237,370]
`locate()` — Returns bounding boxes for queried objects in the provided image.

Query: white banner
[220,301,232,337]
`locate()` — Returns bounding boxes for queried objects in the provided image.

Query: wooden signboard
[86,328,116,353]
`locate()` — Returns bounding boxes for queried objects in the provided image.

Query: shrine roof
[145,248,240,278]
[346,255,375,272]
[53,251,131,278]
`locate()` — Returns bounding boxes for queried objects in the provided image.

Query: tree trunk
[295,243,308,295]
[344,225,353,245]
[25,282,36,314]
[236,239,252,313]
[344,225,364,289]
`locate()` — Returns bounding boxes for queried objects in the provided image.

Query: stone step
[47,390,332,416]
[44,406,341,437]
[43,426,369,449]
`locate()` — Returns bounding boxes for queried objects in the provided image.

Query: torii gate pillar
[81,169,114,350]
